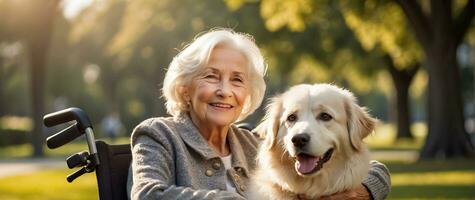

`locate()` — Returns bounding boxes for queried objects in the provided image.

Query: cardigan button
[205,169,214,176]
[233,174,241,181]
[240,185,246,191]
[212,162,221,170]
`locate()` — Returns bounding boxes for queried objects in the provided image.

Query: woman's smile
[209,102,234,110]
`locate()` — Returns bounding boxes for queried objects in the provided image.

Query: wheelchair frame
[44,107,254,200]
[44,108,131,200]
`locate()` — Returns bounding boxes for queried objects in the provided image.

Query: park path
[0,150,418,179]
[0,157,64,178]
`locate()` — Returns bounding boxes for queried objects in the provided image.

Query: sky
[62,0,94,19]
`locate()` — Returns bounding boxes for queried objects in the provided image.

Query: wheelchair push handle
[44,107,100,183]
[44,107,92,130]
[44,107,95,149]
[46,124,82,149]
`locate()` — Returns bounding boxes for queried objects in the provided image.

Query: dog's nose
[291,133,310,148]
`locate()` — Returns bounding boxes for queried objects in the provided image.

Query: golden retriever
[248,84,377,199]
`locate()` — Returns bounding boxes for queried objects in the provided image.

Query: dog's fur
[248,84,377,199]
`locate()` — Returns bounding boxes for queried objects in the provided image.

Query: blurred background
[0,0,474,199]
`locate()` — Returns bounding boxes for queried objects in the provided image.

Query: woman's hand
[317,184,371,200]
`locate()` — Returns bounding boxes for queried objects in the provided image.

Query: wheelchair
[44,107,255,200]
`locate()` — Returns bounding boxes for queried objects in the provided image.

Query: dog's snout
[291,133,310,148]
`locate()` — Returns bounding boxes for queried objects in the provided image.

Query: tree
[386,57,420,139]
[0,0,60,157]
[386,58,420,139]
[231,0,420,140]
[69,0,270,127]
[341,1,423,139]
[69,0,130,115]
[394,0,474,158]
[28,0,60,157]
[237,0,474,158]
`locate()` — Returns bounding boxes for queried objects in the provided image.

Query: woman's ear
[345,99,377,151]
[254,96,283,150]
[180,86,191,102]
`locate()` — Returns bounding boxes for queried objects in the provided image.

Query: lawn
[386,160,475,199]
[0,169,98,200]
[365,122,428,151]
[0,137,128,200]
[0,159,473,199]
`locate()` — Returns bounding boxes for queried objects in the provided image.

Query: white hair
[162,28,267,121]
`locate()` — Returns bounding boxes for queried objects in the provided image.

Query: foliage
[340,0,423,69]
[0,129,29,147]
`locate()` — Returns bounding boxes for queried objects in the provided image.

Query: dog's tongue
[296,154,320,174]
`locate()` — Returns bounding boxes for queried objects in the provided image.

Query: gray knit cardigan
[127,114,391,200]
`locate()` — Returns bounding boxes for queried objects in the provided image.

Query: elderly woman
[127,29,390,200]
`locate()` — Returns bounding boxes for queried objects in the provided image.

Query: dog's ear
[254,96,283,150]
[345,99,377,151]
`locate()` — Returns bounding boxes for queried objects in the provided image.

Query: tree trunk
[28,0,59,157]
[395,0,475,159]
[29,40,47,157]
[420,44,474,159]
[394,76,412,139]
[0,56,5,116]
[386,57,418,139]
[102,68,119,113]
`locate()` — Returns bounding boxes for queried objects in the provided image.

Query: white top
[221,154,237,193]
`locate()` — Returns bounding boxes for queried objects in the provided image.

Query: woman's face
[184,45,250,128]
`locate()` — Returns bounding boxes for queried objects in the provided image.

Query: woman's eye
[204,74,218,79]
[287,114,297,122]
[318,113,333,121]
[233,77,243,82]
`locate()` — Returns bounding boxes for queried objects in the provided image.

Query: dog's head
[255,84,376,177]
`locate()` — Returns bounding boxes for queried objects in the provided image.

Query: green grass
[389,185,475,199]
[0,159,473,200]
[366,123,475,199]
[0,137,129,199]
[0,169,98,200]
[365,122,427,151]
[385,159,475,199]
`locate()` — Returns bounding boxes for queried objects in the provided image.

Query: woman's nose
[216,81,232,97]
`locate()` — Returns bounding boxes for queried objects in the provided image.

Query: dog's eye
[287,114,297,122]
[318,113,333,121]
